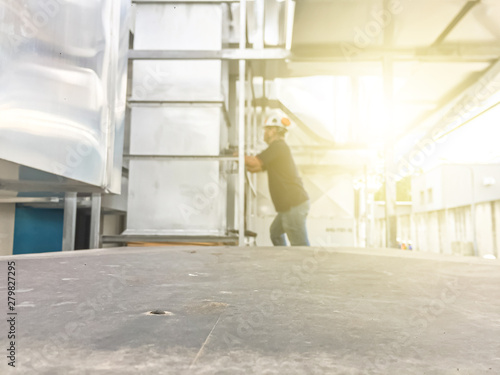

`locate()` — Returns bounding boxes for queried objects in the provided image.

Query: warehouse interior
[1,0,500,373]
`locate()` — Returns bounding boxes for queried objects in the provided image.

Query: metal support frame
[133,0,240,3]
[238,0,247,246]
[62,192,77,251]
[89,193,102,249]
[128,49,290,60]
[124,155,238,161]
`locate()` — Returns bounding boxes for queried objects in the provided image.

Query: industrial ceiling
[283,0,500,157]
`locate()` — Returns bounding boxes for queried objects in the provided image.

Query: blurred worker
[245,115,310,246]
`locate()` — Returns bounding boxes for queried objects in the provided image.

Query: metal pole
[383,56,396,248]
[245,69,252,233]
[238,0,247,246]
[62,192,77,251]
[89,193,102,249]
[364,164,369,247]
[470,167,478,256]
[246,70,252,154]
[252,87,258,229]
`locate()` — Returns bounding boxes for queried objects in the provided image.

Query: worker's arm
[245,155,263,173]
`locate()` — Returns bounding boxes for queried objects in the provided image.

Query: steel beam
[432,0,481,46]
[133,0,240,3]
[129,49,290,61]
[124,155,238,161]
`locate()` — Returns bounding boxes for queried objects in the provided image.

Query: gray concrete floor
[1,246,500,374]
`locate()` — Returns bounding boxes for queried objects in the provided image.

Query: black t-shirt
[257,139,309,212]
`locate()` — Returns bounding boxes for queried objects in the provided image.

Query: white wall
[412,167,444,213]
[413,164,500,212]
[395,201,500,257]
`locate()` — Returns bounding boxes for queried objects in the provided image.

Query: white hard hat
[264,115,292,130]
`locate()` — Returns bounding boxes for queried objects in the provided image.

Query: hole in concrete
[145,310,174,316]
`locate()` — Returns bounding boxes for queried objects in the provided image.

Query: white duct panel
[126,160,227,235]
[131,60,222,101]
[134,4,222,50]
[0,0,129,193]
[130,107,222,156]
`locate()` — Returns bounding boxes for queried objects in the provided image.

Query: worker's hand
[245,155,263,172]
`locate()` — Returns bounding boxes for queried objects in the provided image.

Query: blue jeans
[270,200,310,246]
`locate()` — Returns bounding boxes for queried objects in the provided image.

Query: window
[428,188,433,204]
